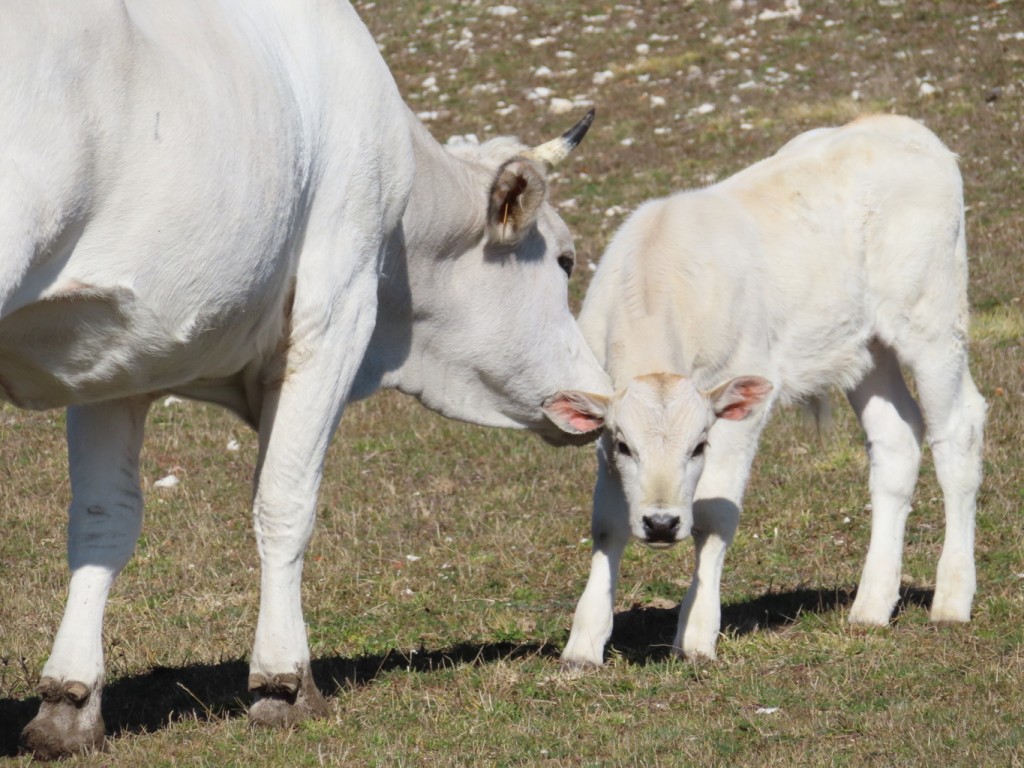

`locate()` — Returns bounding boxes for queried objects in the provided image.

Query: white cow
[544,115,987,667]
[1,1,611,758]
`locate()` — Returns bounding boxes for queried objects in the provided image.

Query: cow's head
[543,373,773,543]
[377,110,612,444]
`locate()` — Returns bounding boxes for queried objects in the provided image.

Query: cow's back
[0,0,413,411]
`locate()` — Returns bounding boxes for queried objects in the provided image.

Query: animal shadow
[0,641,557,757]
[606,584,935,665]
[0,586,935,756]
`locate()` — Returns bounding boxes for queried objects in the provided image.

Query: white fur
[2,0,609,755]
[558,115,987,667]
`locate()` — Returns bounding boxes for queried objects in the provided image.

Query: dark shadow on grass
[606,584,935,665]
[0,641,558,757]
[311,639,559,696]
[0,587,936,756]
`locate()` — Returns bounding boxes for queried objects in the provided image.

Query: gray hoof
[248,667,328,729]
[21,678,105,760]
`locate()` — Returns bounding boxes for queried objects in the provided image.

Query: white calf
[545,115,987,665]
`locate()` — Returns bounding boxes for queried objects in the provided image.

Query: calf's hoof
[673,632,718,663]
[929,605,971,625]
[248,667,329,729]
[20,678,105,760]
[559,656,602,676]
[847,601,895,627]
[929,589,973,625]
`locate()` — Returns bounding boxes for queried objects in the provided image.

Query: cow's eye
[557,253,575,278]
[692,441,708,458]
[616,440,632,458]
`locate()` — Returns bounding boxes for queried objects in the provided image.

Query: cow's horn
[522,108,595,171]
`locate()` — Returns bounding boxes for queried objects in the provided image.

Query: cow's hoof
[20,678,105,760]
[248,667,329,729]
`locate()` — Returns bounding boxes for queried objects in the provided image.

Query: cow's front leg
[246,274,380,728]
[245,466,329,729]
[246,427,332,728]
[246,383,338,728]
[562,450,629,668]
[21,398,150,760]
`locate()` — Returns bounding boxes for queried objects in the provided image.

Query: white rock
[549,97,575,115]
[154,474,179,489]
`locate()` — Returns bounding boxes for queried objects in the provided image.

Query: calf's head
[544,373,772,544]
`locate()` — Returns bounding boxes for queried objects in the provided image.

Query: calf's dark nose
[642,513,681,542]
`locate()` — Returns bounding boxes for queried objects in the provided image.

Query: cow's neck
[351,112,487,403]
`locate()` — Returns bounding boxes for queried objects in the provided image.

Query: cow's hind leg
[846,344,924,625]
[21,397,149,760]
[907,340,986,623]
[561,446,630,668]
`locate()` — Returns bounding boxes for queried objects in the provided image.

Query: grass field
[1,0,1022,765]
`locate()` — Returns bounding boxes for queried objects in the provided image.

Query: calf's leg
[846,344,924,625]
[908,343,986,623]
[674,413,765,660]
[561,447,629,668]
[21,397,150,760]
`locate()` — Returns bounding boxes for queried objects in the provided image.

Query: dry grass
[2,0,1023,765]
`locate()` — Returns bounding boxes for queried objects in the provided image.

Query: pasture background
[1,0,1022,764]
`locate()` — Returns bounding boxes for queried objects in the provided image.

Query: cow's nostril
[642,513,681,541]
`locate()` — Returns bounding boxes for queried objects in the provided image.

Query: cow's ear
[706,376,773,421]
[486,158,547,246]
[542,390,608,435]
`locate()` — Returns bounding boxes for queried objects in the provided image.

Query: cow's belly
[0,279,284,410]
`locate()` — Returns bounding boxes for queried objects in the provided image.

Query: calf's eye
[616,441,632,458]
[692,441,708,458]
[557,254,574,278]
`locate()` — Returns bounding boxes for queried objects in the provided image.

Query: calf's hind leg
[907,341,986,623]
[21,397,150,760]
[846,344,924,625]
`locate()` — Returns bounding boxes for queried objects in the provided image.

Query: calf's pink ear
[542,390,609,435]
[706,376,773,421]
